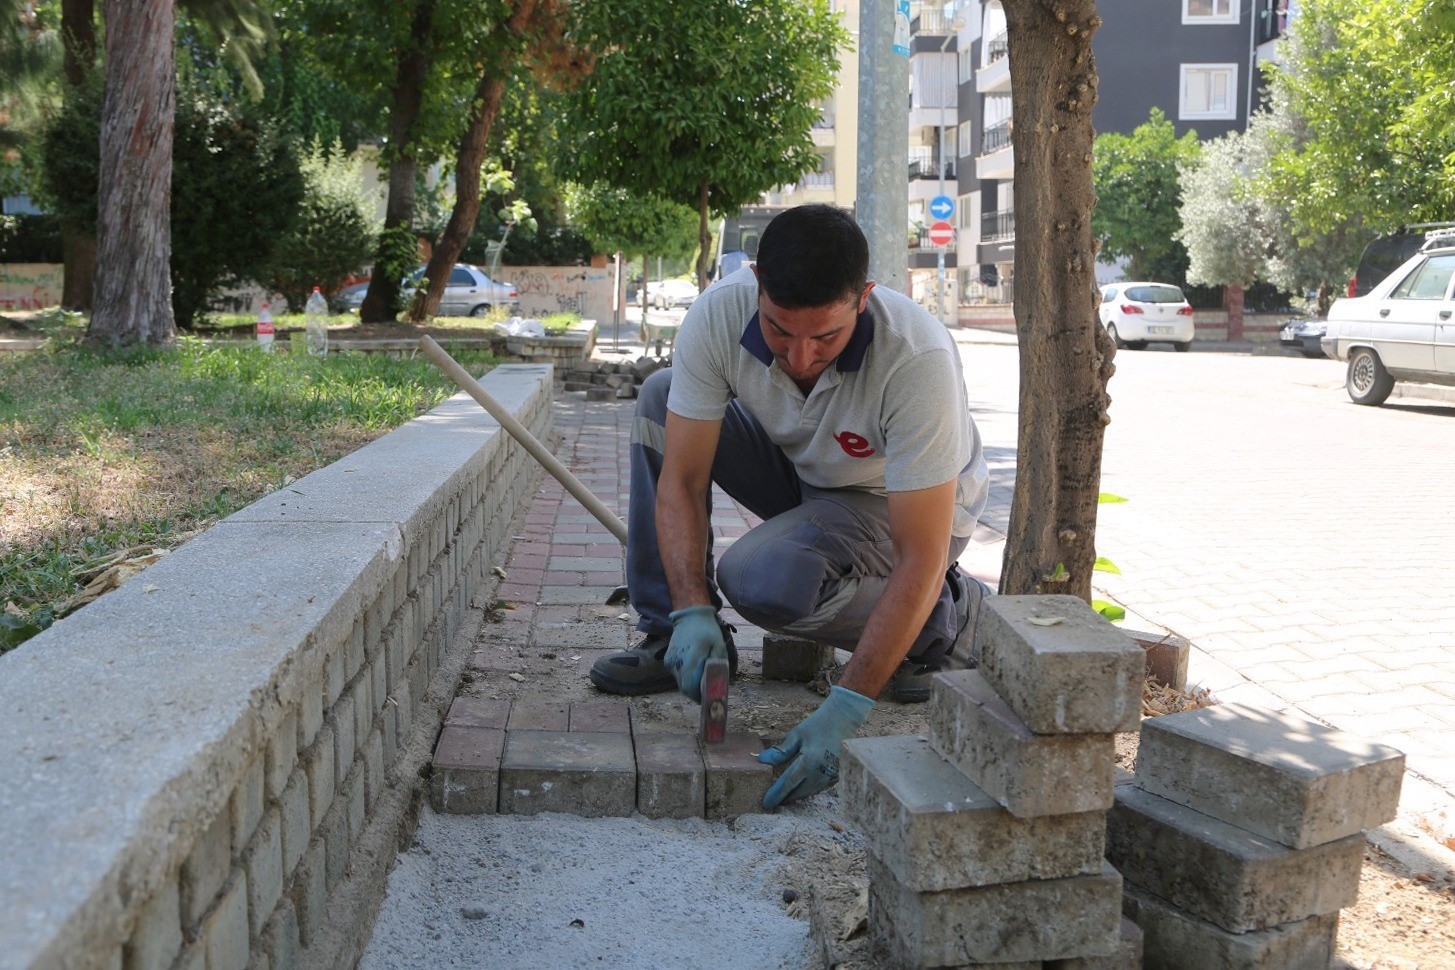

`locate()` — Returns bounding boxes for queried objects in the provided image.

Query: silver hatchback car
[1323,228,1455,405]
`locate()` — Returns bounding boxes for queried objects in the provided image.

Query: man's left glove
[663,605,726,702]
[759,685,875,809]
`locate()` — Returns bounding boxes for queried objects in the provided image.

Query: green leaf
[1049,562,1068,581]
[1093,556,1122,574]
[1092,600,1127,622]
[1098,492,1128,504]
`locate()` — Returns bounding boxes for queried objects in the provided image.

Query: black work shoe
[588,622,738,696]
[889,568,993,704]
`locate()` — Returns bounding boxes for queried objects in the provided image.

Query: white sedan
[645,278,700,310]
[1097,282,1195,352]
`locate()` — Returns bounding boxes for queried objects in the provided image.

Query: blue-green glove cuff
[826,685,875,725]
[668,604,717,625]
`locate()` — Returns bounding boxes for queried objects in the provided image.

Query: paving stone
[279,770,311,875]
[1045,917,1143,970]
[499,730,637,817]
[506,700,571,732]
[180,809,230,927]
[761,635,835,683]
[1123,628,1190,690]
[978,595,1144,734]
[841,734,1104,891]
[243,808,283,937]
[1106,785,1363,932]
[123,877,182,970]
[634,732,706,819]
[568,699,631,734]
[1136,702,1405,848]
[202,874,250,970]
[929,670,1116,818]
[1123,884,1339,970]
[445,695,511,729]
[430,725,506,814]
[703,732,773,819]
[868,855,1122,966]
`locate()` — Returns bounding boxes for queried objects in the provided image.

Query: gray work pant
[627,368,967,661]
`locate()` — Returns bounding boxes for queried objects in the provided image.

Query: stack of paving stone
[842,594,1145,969]
[562,357,664,400]
[428,695,772,819]
[1108,703,1405,969]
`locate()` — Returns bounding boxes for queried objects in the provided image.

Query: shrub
[254,142,378,312]
[0,213,62,263]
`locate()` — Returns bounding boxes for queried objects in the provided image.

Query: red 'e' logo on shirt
[834,431,876,458]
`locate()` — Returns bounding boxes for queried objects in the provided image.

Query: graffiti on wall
[0,264,64,311]
[508,266,622,324]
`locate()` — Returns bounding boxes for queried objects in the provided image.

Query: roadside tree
[564,183,698,312]
[565,0,846,288]
[1176,129,1268,338]
[998,0,1113,601]
[1092,107,1201,285]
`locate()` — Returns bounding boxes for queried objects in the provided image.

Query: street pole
[937,31,951,324]
[857,0,910,294]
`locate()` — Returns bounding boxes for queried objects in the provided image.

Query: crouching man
[589,205,990,809]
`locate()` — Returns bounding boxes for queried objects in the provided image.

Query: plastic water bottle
[256,301,275,351]
[304,287,329,357]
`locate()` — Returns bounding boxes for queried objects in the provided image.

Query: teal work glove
[759,685,875,809]
[663,604,726,702]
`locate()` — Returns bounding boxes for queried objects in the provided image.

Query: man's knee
[717,537,825,627]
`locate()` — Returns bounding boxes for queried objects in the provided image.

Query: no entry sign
[928,221,955,247]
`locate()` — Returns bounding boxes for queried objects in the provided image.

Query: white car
[1097,282,1195,352]
[644,278,699,310]
[1323,229,1455,405]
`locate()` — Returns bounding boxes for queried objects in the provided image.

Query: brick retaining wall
[0,364,553,969]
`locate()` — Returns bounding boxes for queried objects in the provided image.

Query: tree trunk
[411,1,543,322]
[1224,283,1245,341]
[360,0,435,324]
[998,0,1112,601]
[60,0,96,311]
[89,0,175,348]
[694,179,711,290]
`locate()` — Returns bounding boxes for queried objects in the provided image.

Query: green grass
[0,338,499,651]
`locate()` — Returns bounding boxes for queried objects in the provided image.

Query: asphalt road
[956,333,1455,841]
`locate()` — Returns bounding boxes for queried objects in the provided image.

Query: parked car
[1097,282,1195,352]
[1278,319,1328,358]
[644,278,699,310]
[1323,227,1455,405]
[331,264,520,316]
[332,281,370,313]
[1348,222,1455,297]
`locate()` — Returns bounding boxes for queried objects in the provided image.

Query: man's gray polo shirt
[666,267,989,537]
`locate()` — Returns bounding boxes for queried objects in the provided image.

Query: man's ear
[858,281,877,312]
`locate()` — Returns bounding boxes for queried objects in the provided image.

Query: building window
[958,120,974,158]
[1183,0,1238,23]
[1180,64,1237,120]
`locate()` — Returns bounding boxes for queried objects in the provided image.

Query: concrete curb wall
[0,364,554,969]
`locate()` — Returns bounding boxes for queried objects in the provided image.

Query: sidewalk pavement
[484,321,1454,855]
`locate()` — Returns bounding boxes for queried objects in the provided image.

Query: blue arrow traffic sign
[929,195,955,220]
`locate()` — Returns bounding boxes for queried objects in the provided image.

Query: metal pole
[857,0,910,294]
[937,32,950,323]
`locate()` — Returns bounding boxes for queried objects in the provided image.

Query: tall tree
[565,0,846,288]
[58,0,98,309]
[409,0,581,322]
[88,0,176,348]
[1091,107,1201,285]
[564,181,698,312]
[998,0,1112,601]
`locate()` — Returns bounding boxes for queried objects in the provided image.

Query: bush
[254,142,378,312]
[38,76,306,327]
[0,213,62,263]
[460,221,593,267]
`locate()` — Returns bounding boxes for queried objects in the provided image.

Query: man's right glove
[759,685,875,809]
[662,604,726,702]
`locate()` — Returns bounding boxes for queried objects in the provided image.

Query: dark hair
[754,204,869,309]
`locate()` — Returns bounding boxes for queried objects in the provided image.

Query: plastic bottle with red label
[256,301,275,351]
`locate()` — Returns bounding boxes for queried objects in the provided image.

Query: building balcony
[977,34,1011,93]
[908,147,955,181]
[913,6,957,36]
[981,208,1015,243]
[976,123,1014,180]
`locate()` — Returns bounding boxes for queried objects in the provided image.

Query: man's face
[754,275,875,386]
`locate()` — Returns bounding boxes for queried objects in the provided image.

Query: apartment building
[955,0,1293,307]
